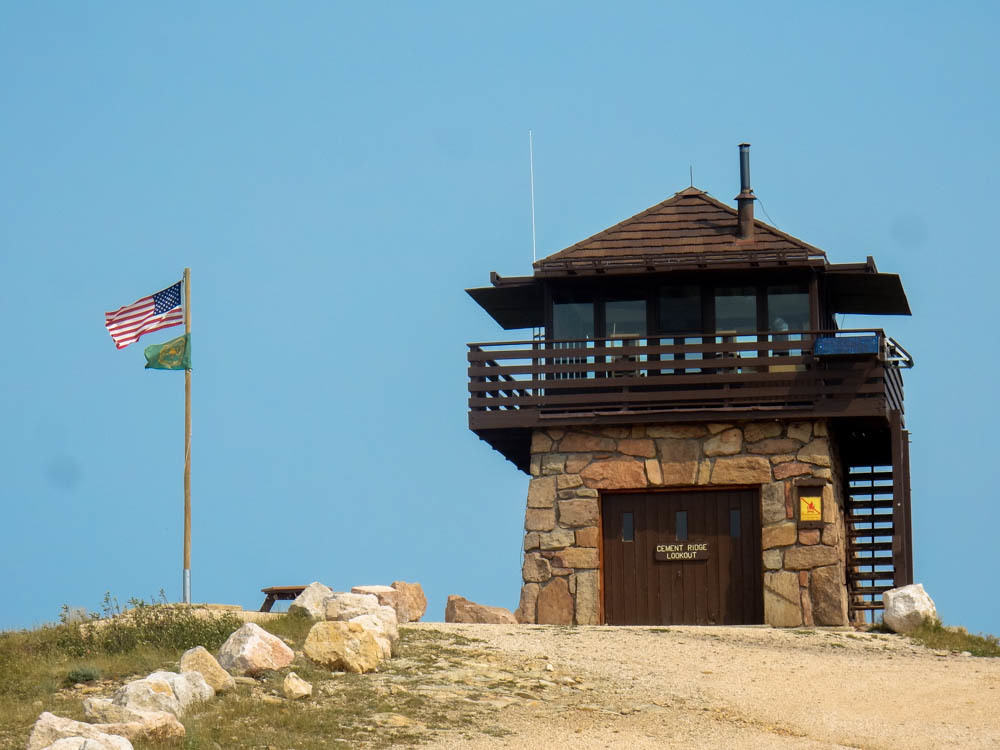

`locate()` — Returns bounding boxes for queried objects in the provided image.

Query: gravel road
[407,622,1000,750]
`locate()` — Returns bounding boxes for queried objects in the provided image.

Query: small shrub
[66,666,101,684]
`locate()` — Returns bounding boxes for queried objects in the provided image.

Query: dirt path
[405,623,1000,749]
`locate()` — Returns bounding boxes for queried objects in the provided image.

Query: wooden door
[602,489,763,625]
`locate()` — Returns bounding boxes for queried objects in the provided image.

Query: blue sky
[1,2,997,635]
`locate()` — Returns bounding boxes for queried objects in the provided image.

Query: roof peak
[534,186,826,274]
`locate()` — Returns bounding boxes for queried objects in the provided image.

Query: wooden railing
[468,329,908,426]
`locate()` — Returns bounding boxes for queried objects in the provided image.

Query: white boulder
[351,585,406,622]
[883,583,938,634]
[350,614,393,660]
[288,581,335,620]
[324,592,381,621]
[111,677,182,718]
[146,670,214,711]
[304,621,382,673]
[371,604,400,643]
[217,622,294,674]
[81,699,185,742]
[27,713,133,750]
[83,698,139,724]
[350,604,399,656]
[282,672,313,700]
[180,645,235,692]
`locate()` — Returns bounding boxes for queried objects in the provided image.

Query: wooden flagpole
[183,267,192,605]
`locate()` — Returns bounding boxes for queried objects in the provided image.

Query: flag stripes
[105,281,184,349]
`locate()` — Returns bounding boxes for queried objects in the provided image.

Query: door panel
[602,489,763,625]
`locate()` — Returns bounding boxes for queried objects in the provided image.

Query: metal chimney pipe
[736,143,756,241]
[739,144,751,193]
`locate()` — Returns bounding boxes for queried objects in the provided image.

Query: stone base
[520,420,847,627]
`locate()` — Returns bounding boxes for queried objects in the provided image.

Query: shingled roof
[533,186,827,276]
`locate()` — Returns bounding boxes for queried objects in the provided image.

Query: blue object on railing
[814,335,879,357]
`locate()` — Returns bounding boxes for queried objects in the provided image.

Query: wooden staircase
[845,415,913,620]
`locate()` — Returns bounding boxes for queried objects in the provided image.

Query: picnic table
[259,585,306,612]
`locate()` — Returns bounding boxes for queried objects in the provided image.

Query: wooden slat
[849,584,895,594]
[848,487,895,497]
[847,516,894,527]
[469,381,888,409]
[846,499,895,509]
[884,366,905,412]
[468,337,818,362]
[848,471,893,482]
[469,362,815,389]
[848,571,895,581]
[469,399,890,430]
[468,328,886,350]
[848,542,895,552]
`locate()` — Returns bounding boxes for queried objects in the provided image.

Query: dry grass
[0,610,502,750]
[907,619,1000,657]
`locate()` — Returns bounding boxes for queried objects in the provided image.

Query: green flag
[144,333,191,370]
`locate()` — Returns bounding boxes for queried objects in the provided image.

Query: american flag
[105,281,184,349]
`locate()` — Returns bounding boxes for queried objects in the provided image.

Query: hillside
[3,618,999,749]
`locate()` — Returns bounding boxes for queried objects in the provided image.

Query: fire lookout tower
[466,144,913,627]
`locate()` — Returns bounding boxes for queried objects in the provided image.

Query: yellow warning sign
[800,495,822,522]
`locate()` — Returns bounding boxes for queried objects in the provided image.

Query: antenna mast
[529,130,537,263]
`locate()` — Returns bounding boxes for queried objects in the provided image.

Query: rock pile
[27,580,426,749]
[28,661,216,749]
[289,580,426,624]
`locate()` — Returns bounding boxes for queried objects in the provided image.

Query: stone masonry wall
[514,421,848,627]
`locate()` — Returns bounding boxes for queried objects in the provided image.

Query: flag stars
[153,283,182,315]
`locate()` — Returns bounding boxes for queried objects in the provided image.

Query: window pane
[767,285,809,332]
[730,509,741,538]
[605,299,645,338]
[553,302,593,340]
[659,285,702,334]
[715,287,757,333]
[675,510,688,541]
[622,512,634,542]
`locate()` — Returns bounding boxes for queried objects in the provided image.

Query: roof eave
[534,250,827,279]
